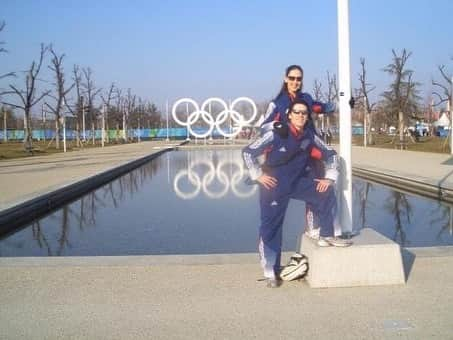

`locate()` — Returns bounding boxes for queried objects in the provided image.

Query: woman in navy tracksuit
[261,65,335,242]
[261,64,335,130]
[243,99,348,287]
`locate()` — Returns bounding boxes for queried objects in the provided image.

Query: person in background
[326,128,332,146]
[243,99,352,288]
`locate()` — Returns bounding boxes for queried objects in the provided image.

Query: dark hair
[288,98,310,114]
[276,65,304,98]
[287,98,312,123]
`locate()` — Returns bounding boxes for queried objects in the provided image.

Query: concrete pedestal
[300,228,405,288]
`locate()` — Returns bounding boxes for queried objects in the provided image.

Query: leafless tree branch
[432,64,452,109]
[312,79,323,101]
[5,43,49,152]
[46,46,75,149]
[0,22,16,79]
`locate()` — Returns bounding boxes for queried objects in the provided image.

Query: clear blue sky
[1,0,452,112]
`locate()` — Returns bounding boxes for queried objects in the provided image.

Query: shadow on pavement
[401,248,416,282]
[441,156,453,165]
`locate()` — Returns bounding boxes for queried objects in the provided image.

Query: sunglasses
[287,76,302,82]
[291,110,309,115]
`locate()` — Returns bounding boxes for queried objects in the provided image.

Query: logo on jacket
[300,139,310,150]
[270,200,278,206]
[278,146,287,152]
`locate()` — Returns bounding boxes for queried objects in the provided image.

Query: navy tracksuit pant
[243,125,338,279]
[259,175,336,279]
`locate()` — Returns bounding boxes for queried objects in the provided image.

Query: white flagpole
[337,0,353,235]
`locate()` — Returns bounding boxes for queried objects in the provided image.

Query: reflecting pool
[1,149,452,256]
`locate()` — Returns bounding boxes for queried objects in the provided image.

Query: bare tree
[0,21,15,138]
[1,105,13,142]
[312,79,323,101]
[46,46,75,149]
[2,44,50,152]
[310,79,324,130]
[131,97,145,141]
[125,88,136,140]
[0,21,15,81]
[381,49,421,147]
[66,64,84,146]
[324,71,338,132]
[146,102,162,128]
[432,64,452,110]
[357,58,376,145]
[81,67,101,145]
[112,87,124,142]
[101,82,117,143]
[325,71,338,103]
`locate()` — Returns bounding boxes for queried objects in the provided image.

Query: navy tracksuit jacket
[242,122,338,279]
[261,91,335,127]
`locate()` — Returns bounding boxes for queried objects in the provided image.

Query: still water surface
[1,149,452,256]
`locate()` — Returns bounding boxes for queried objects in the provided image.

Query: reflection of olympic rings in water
[172,97,257,138]
[173,156,257,199]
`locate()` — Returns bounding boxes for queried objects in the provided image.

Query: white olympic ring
[173,152,257,200]
[172,97,257,138]
[173,159,214,199]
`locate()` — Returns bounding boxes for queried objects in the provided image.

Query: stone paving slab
[1,252,453,339]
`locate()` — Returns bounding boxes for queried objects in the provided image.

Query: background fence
[0,127,242,141]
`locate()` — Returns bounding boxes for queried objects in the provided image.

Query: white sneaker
[318,237,353,247]
[317,237,332,247]
[305,228,320,240]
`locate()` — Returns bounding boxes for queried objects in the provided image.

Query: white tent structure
[433,112,451,128]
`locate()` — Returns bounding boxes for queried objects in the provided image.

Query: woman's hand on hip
[257,174,278,190]
[314,178,333,192]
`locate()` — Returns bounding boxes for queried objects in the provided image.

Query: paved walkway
[1,141,453,339]
[1,252,452,339]
[351,146,453,202]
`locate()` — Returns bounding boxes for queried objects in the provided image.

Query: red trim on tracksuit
[288,123,303,139]
[310,147,322,160]
[312,103,322,113]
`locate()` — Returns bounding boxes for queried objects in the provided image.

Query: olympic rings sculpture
[172,97,257,138]
[173,152,257,200]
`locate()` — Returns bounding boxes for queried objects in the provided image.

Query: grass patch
[0,134,450,160]
[351,134,450,154]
